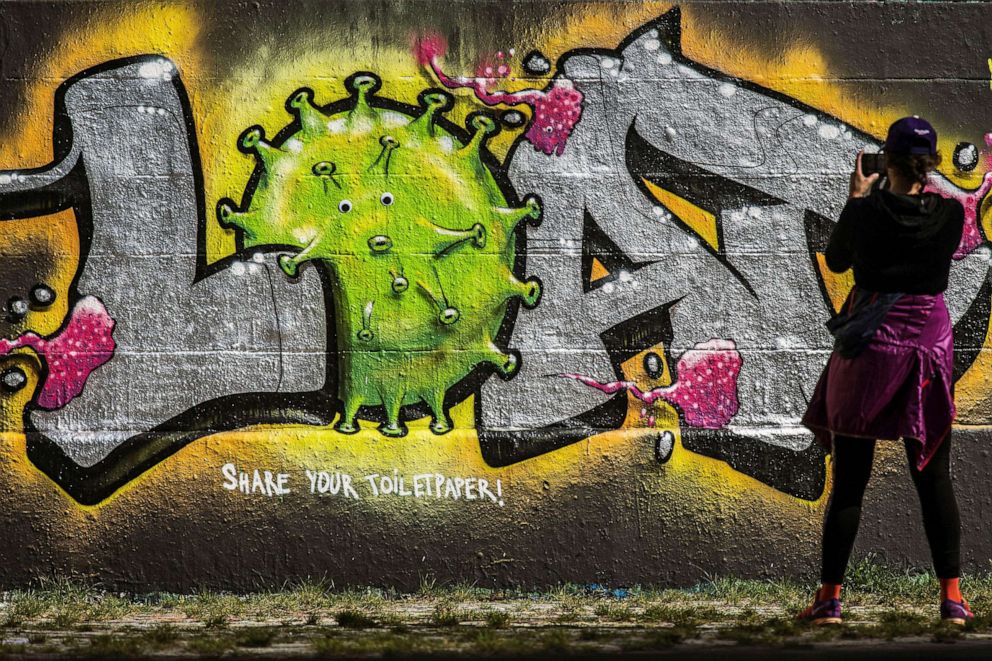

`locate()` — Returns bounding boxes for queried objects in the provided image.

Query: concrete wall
[1,0,991,590]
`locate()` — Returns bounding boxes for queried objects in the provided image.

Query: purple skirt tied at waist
[802,287,955,470]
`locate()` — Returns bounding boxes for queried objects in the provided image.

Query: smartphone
[861,153,887,176]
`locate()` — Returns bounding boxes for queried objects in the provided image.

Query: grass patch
[430,604,462,627]
[716,616,804,646]
[622,625,699,650]
[83,634,147,657]
[142,624,179,650]
[484,609,511,629]
[639,603,721,625]
[593,602,635,622]
[235,625,278,647]
[872,610,932,639]
[312,631,431,656]
[0,643,27,657]
[335,609,379,629]
[186,634,235,656]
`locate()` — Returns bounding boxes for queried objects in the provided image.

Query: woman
[799,116,971,625]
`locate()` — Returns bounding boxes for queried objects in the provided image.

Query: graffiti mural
[2,1,992,587]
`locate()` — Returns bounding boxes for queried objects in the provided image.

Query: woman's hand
[849,150,880,199]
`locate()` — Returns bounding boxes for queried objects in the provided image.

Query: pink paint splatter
[561,339,742,429]
[0,296,116,410]
[925,171,992,260]
[414,34,583,156]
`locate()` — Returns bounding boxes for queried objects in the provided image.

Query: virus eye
[380,192,394,206]
[338,199,353,213]
[545,126,554,133]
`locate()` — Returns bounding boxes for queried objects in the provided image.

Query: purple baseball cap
[884,116,937,156]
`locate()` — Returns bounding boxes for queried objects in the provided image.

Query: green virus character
[218,72,542,437]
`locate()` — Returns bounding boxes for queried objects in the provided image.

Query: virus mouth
[0,296,116,410]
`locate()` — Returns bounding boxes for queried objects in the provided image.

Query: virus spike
[239,126,282,172]
[312,161,342,191]
[336,394,363,434]
[423,388,451,435]
[368,135,400,176]
[357,300,375,341]
[493,195,542,235]
[389,269,409,293]
[460,114,498,160]
[482,342,519,377]
[405,90,453,138]
[414,218,487,256]
[378,384,407,437]
[287,88,325,139]
[276,236,320,278]
[216,202,253,233]
[346,73,381,125]
[503,275,542,308]
[416,276,460,325]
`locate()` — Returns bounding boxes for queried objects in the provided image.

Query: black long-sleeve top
[825,190,965,294]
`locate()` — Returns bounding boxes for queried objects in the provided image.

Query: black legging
[821,434,960,584]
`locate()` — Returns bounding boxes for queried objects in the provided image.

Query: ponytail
[886,152,941,187]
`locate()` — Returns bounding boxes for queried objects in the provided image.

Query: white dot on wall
[381,111,407,127]
[619,270,633,283]
[284,138,303,153]
[718,82,737,97]
[138,60,172,80]
[803,114,818,127]
[293,226,316,243]
[438,136,454,153]
[643,38,661,52]
[251,252,266,263]
[231,261,246,276]
[657,52,673,66]
[603,282,616,294]
[818,124,841,140]
[0,174,10,185]
[653,206,665,217]
[601,57,616,69]
[664,126,677,142]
